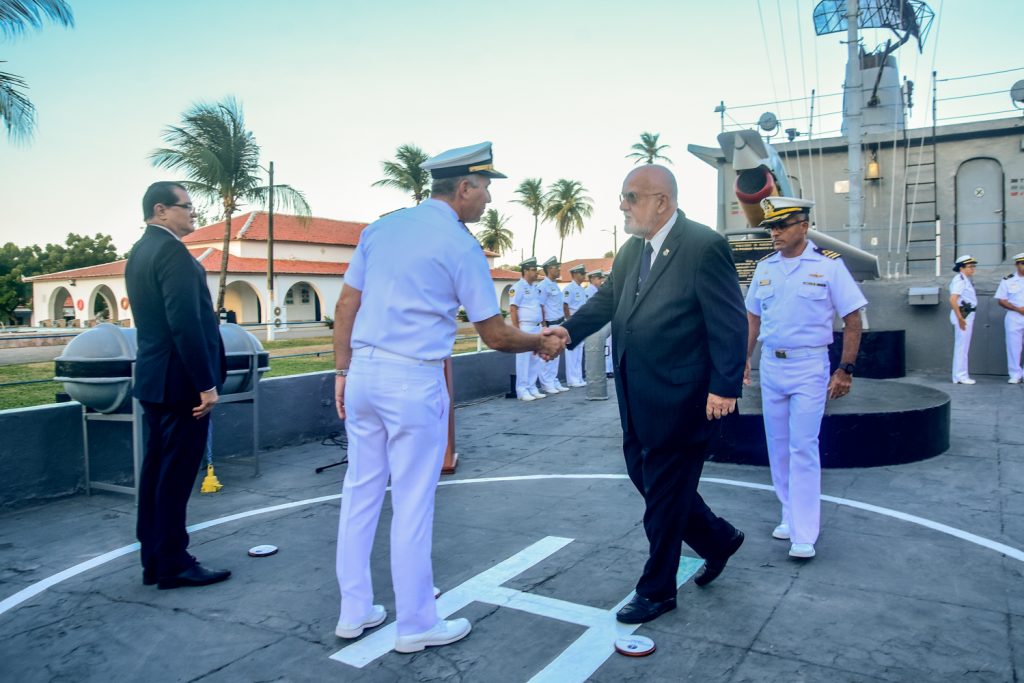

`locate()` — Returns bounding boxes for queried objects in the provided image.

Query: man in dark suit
[126,181,230,590]
[554,165,747,623]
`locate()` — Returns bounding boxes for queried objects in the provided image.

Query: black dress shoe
[157,563,231,590]
[694,529,744,588]
[616,594,677,624]
[142,569,157,586]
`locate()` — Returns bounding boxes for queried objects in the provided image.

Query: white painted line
[2,474,1022,621]
[330,536,572,667]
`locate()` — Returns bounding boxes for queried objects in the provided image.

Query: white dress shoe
[954,378,977,385]
[394,618,471,653]
[566,382,587,388]
[517,392,536,401]
[772,523,790,540]
[540,385,561,395]
[528,388,546,399]
[336,605,386,639]
[1009,377,1022,384]
[554,383,570,392]
[789,543,816,559]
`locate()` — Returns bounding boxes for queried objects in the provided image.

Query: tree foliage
[475,209,514,255]
[626,131,672,165]
[372,144,431,205]
[0,232,118,323]
[511,177,545,258]
[151,97,310,309]
[543,179,594,262]
[0,0,74,143]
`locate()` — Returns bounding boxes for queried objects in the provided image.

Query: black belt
[542,318,565,327]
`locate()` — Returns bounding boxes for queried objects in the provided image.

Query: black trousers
[619,370,736,601]
[137,401,209,578]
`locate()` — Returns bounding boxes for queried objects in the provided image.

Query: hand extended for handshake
[537,326,570,361]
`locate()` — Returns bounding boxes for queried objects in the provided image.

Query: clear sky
[1,0,1021,263]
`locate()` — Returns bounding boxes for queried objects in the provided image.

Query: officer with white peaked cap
[332,141,564,652]
[745,196,867,560]
[562,264,589,387]
[509,256,546,400]
[949,254,979,384]
[995,252,1024,383]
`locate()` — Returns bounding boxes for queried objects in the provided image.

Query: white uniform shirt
[584,283,599,301]
[347,198,499,360]
[949,273,978,308]
[995,272,1024,308]
[538,277,563,321]
[563,281,588,314]
[509,278,543,323]
[745,240,868,349]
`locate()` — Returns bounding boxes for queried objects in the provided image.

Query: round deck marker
[614,635,655,657]
[248,544,278,557]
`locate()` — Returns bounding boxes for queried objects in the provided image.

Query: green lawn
[0,335,486,411]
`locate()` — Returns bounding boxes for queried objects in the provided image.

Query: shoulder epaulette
[1005,273,1014,280]
[814,246,841,260]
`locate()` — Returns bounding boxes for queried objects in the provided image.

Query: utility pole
[266,161,276,341]
[845,0,864,249]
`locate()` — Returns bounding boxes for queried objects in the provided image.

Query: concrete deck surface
[0,373,1021,682]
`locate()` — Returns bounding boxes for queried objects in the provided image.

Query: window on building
[301,287,310,304]
[285,289,294,305]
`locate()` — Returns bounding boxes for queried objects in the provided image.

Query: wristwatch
[335,368,349,377]
[838,363,856,376]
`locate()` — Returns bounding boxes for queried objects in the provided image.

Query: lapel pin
[662,249,670,256]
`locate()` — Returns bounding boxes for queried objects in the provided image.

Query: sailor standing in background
[995,252,1024,383]
[949,255,979,385]
[745,196,867,560]
[509,257,546,401]
[538,257,570,393]
[585,270,614,376]
[585,269,604,301]
[562,264,589,387]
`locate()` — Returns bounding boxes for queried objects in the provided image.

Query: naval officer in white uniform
[538,257,570,393]
[509,257,546,401]
[562,264,589,387]
[332,142,564,652]
[949,255,979,384]
[995,253,1024,383]
[745,196,867,560]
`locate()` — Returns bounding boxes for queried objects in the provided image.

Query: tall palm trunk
[559,238,564,263]
[216,212,233,311]
[531,212,539,258]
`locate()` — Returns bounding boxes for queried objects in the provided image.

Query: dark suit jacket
[126,225,225,406]
[563,211,747,449]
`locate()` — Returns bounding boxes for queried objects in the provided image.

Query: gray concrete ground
[0,373,1021,682]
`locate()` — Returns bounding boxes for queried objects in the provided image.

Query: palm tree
[626,131,672,165]
[372,144,431,205]
[543,179,594,262]
[1,0,74,143]
[475,209,514,255]
[511,178,544,258]
[150,97,311,310]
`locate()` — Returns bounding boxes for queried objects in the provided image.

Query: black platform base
[707,378,950,468]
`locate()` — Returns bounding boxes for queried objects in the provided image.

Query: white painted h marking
[330,536,703,682]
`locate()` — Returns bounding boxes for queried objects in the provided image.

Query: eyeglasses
[168,202,195,211]
[619,191,665,205]
[767,218,806,232]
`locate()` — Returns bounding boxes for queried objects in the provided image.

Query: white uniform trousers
[336,357,448,636]
[564,340,584,385]
[759,350,830,545]
[515,321,542,394]
[1005,312,1024,381]
[540,325,563,389]
[950,311,975,382]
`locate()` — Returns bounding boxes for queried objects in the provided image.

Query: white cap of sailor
[758,196,815,228]
[420,141,507,179]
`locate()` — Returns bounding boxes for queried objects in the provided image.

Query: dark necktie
[637,241,653,291]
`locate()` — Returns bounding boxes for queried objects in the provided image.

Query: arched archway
[284,281,323,322]
[500,284,513,311]
[223,281,263,324]
[50,287,73,322]
[89,284,118,323]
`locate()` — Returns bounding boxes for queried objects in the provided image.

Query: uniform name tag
[802,281,827,287]
[759,279,771,286]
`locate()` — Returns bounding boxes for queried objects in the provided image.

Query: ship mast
[845,0,864,249]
